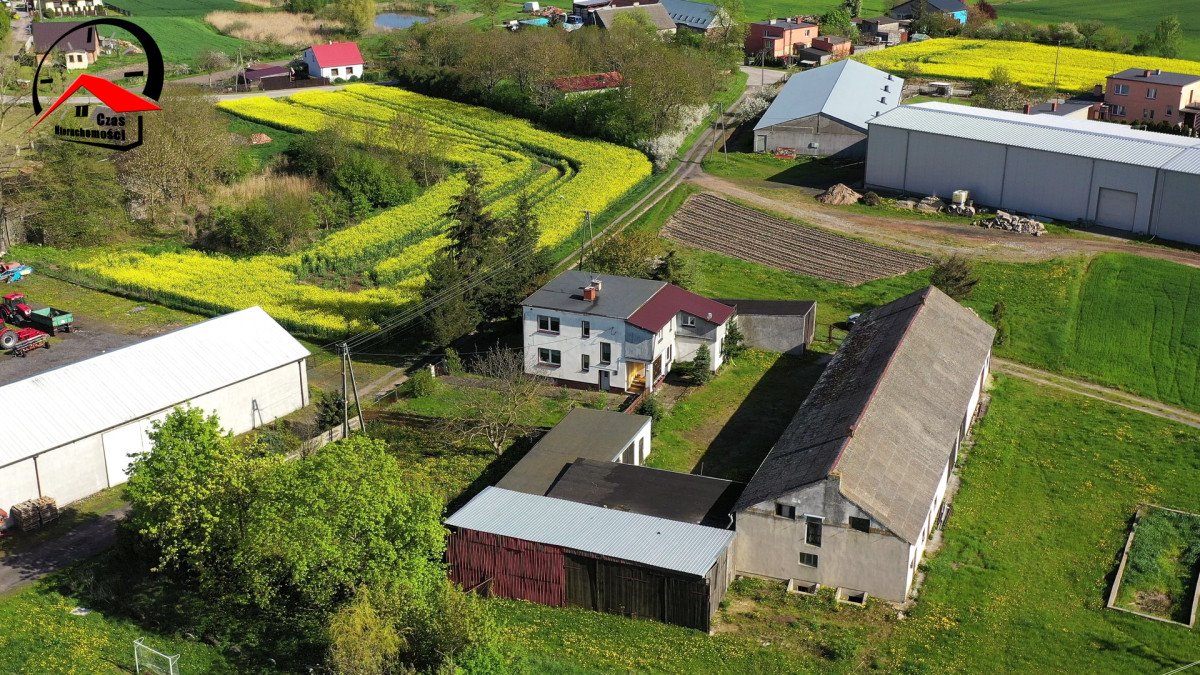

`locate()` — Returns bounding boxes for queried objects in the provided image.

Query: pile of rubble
[973,210,1046,236]
[815,183,862,205]
[893,195,946,214]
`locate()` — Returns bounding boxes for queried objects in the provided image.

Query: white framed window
[682,315,696,328]
[599,341,612,364]
[1114,83,1129,95]
[1144,108,1155,119]
[581,354,590,372]
[1111,104,1126,117]
[537,315,560,333]
[538,348,561,366]
[1146,88,1158,100]
[805,515,823,547]
[581,320,590,338]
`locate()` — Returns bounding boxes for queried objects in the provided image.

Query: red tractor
[0,293,31,324]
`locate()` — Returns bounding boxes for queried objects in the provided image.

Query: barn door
[1095,188,1138,231]
[564,554,596,610]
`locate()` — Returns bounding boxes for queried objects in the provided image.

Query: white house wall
[187,363,307,434]
[524,306,628,390]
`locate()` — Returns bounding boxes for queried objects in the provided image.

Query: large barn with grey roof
[732,286,994,602]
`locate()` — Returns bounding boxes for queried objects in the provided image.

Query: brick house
[746,18,818,60]
[811,35,852,58]
[1102,68,1200,128]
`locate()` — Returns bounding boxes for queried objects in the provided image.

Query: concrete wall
[735,312,812,355]
[734,479,913,601]
[759,114,867,158]
[37,437,108,505]
[1152,170,1200,244]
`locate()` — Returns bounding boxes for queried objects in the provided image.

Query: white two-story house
[521,271,735,394]
[733,286,994,602]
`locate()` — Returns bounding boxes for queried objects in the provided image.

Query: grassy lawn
[646,350,822,482]
[13,273,204,335]
[105,0,244,14]
[1114,506,1200,624]
[903,95,975,106]
[702,152,864,190]
[387,376,611,428]
[224,112,297,171]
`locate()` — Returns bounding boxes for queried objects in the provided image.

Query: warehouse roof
[447,487,735,576]
[522,270,665,321]
[546,459,743,526]
[871,102,1200,175]
[660,0,722,31]
[496,408,651,495]
[756,60,903,133]
[734,287,994,544]
[0,307,310,468]
[1109,68,1200,87]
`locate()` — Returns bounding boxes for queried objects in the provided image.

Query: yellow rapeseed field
[857,38,1200,91]
[45,86,652,338]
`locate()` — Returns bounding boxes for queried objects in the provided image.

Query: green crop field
[115,16,251,68]
[991,0,1200,62]
[104,0,243,16]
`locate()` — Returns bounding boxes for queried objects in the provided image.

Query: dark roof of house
[593,4,677,31]
[752,18,815,30]
[734,286,995,544]
[31,22,95,53]
[1109,68,1200,87]
[522,270,666,321]
[496,409,652,495]
[552,71,624,93]
[243,65,290,82]
[627,283,734,333]
[890,0,966,14]
[1030,97,1097,116]
[547,459,743,527]
[815,35,850,45]
[861,15,901,25]
[717,299,815,317]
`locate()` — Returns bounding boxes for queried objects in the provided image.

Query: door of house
[754,134,767,152]
[599,370,610,391]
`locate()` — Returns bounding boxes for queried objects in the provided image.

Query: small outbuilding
[303,41,364,81]
[754,59,903,157]
[0,307,309,528]
[447,487,735,631]
[717,299,816,355]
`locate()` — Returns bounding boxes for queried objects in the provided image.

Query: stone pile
[815,183,862,205]
[974,210,1047,236]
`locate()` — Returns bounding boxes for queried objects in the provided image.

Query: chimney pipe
[1144,69,1153,77]
[1023,103,1032,114]
[1051,101,1059,112]
[1156,69,1163,75]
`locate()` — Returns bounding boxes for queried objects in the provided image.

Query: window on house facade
[775,503,796,519]
[1167,106,1174,116]
[799,552,818,568]
[682,315,696,328]
[1112,104,1127,116]
[1147,88,1158,99]
[538,348,561,366]
[666,345,672,363]
[850,516,870,533]
[581,354,590,372]
[1144,108,1155,119]
[600,341,612,363]
[537,315,560,333]
[805,516,822,547]
[331,68,339,76]
[581,320,590,338]
[1114,83,1129,95]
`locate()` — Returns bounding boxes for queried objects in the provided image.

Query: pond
[374,13,431,30]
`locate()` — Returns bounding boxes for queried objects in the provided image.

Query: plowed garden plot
[663,194,931,285]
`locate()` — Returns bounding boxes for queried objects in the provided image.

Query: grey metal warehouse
[865,102,1200,245]
[0,307,310,527]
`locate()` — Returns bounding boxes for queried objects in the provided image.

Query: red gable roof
[308,42,364,68]
[552,71,624,93]
[30,74,161,130]
[628,284,735,333]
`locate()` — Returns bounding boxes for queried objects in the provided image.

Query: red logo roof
[30,73,161,130]
[308,42,364,69]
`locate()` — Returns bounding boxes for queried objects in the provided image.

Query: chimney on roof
[582,279,602,302]
[1023,103,1032,114]
[1156,69,1163,75]
[1094,83,1103,96]
[1144,69,1153,77]
[768,18,775,24]
[1051,101,1060,112]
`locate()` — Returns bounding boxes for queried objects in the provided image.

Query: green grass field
[991,0,1200,61]
[104,0,243,16]
[1114,506,1200,623]
[117,16,251,68]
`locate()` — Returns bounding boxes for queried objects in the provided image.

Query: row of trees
[124,407,498,671]
[378,18,733,163]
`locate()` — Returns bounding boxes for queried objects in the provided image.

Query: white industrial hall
[0,307,310,527]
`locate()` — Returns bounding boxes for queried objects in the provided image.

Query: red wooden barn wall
[448,528,566,606]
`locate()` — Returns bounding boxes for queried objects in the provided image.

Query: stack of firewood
[11,497,59,532]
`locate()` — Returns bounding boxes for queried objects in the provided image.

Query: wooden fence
[294,415,362,457]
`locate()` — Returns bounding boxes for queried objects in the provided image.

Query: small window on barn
[775,503,796,520]
[799,552,818,568]
[805,516,822,547]
[850,516,870,533]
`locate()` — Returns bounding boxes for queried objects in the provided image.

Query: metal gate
[1095,188,1138,231]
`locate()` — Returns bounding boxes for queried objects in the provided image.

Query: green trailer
[1,293,74,335]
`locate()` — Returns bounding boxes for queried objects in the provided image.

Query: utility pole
[339,342,350,438]
[578,210,593,270]
[1053,40,1061,93]
[347,348,365,437]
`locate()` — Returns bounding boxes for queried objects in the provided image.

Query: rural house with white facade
[733,286,994,602]
[521,271,733,394]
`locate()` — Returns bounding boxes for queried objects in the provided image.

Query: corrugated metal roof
[660,0,721,30]
[871,102,1200,174]
[755,60,903,132]
[446,487,735,577]
[0,307,309,467]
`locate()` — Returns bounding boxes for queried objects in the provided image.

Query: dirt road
[687,173,1200,269]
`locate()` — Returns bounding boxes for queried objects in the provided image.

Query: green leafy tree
[586,229,661,279]
[692,343,714,384]
[422,250,482,348]
[653,248,693,289]
[931,255,980,300]
[819,7,860,40]
[480,191,550,321]
[445,166,497,269]
[325,0,376,36]
[327,588,404,675]
[1149,15,1182,58]
[976,65,1025,111]
[477,0,502,29]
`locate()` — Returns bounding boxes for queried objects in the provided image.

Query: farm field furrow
[857,38,1200,91]
[664,194,931,285]
[17,86,651,338]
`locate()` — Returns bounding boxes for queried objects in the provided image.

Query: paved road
[7,9,30,55]
[0,505,130,594]
[740,64,787,89]
[992,358,1200,430]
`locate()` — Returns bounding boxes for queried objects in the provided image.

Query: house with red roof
[302,41,365,82]
[551,71,624,96]
[521,270,735,394]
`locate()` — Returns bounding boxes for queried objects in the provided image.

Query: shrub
[723,318,746,360]
[402,369,439,398]
[931,255,980,300]
[636,394,666,421]
[862,191,882,207]
[692,344,714,384]
[444,347,465,375]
